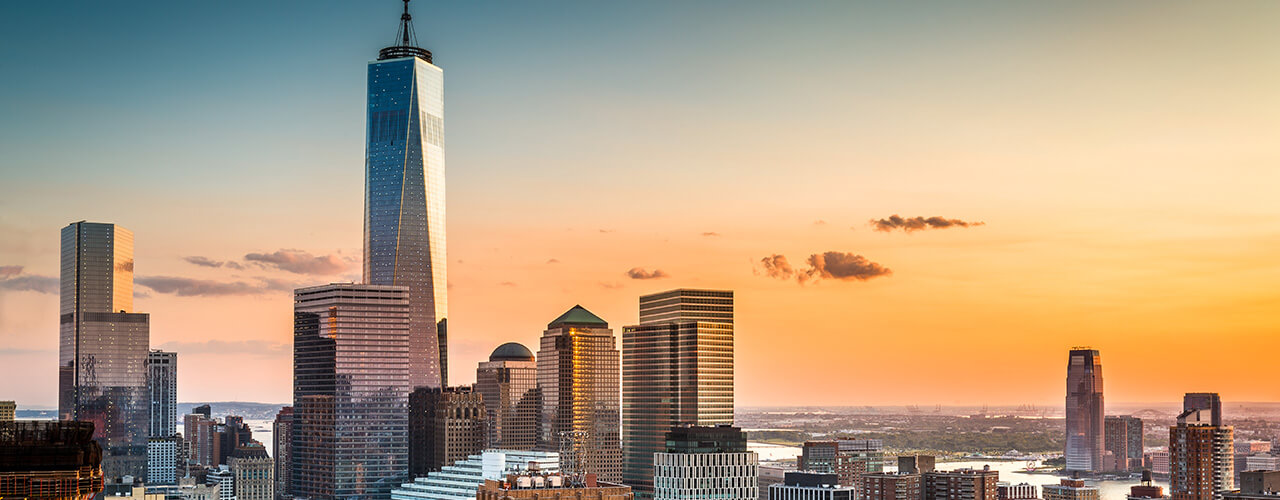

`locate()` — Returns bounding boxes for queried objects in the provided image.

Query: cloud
[0,266,58,294]
[757,252,891,284]
[0,348,54,356]
[499,281,517,287]
[599,282,624,289]
[136,276,293,296]
[184,256,224,268]
[702,232,721,237]
[625,267,669,280]
[813,220,827,226]
[599,229,615,233]
[870,215,985,233]
[757,255,795,279]
[546,258,560,264]
[154,339,288,357]
[244,249,351,275]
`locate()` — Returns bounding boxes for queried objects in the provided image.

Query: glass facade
[57,222,149,482]
[292,284,411,500]
[364,51,448,390]
[147,350,178,438]
[623,290,734,498]
[476,343,540,451]
[1065,349,1104,473]
[537,306,622,482]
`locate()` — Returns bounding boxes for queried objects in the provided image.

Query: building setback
[476,343,540,451]
[408,386,487,477]
[291,284,411,500]
[623,289,734,497]
[1065,349,1104,473]
[537,305,622,482]
[1170,406,1234,500]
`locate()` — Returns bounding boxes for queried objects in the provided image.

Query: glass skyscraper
[623,289,734,498]
[537,305,622,482]
[58,221,150,482]
[1065,348,1104,473]
[364,1,448,390]
[291,283,411,500]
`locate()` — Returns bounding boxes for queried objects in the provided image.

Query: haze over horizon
[2,1,1278,409]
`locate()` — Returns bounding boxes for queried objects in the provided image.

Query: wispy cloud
[813,220,827,226]
[0,266,58,294]
[625,267,669,280]
[599,282,624,289]
[244,249,351,275]
[499,281,517,287]
[702,232,721,237]
[757,251,891,284]
[136,276,297,296]
[546,258,560,264]
[870,215,984,233]
[599,229,615,234]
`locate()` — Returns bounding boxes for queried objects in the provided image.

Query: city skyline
[3,2,1280,408]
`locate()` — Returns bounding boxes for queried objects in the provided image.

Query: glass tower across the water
[364,4,448,390]
[58,221,150,482]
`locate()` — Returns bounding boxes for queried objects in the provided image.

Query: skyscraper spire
[380,0,432,62]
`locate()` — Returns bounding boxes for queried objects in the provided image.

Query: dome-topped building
[489,342,534,362]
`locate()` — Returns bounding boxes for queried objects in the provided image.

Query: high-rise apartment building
[476,343,539,450]
[364,0,448,390]
[147,436,180,485]
[184,413,217,467]
[860,473,921,500]
[1065,349,1104,473]
[653,425,758,500]
[923,468,999,500]
[58,221,150,481]
[272,406,293,500]
[408,386,487,477]
[147,350,178,438]
[231,446,274,500]
[1183,394,1223,427]
[1171,406,1234,500]
[537,305,622,482]
[623,289,734,497]
[291,284,411,500]
[1106,416,1144,472]
[1043,478,1100,500]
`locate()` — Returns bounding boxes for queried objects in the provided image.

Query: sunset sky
[1,1,1278,409]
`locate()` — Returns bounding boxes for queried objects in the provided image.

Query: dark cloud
[702,232,721,237]
[244,249,351,275]
[625,267,669,280]
[154,339,288,357]
[0,266,58,294]
[871,215,984,233]
[758,252,891,284]
[184,256,225,268]
[136,276,291,296]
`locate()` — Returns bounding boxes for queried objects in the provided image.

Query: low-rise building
[475,472,633,500]
[861,472,921,500]
[923,467,999,500]
[1042,478,1099,500]
[998,482,1038,500]
[770,472,855,500]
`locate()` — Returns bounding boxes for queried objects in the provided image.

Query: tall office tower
[476,343,540,450]
[292,284,411,500]
[1106,416,1144,472]
[231,446,274,500]
[537,305,622,482]
[147,350,178,438]
[653,425,758,500]
[0,401,15,421]
[57,221,150,481]
[1043,478,1100,500]
[923,468,999,500]
[184,413,217,467]
[147,436,180,485]
[1171,408,1234,500]
[1065,348,1104,473]
[623,289,734,497]
[408,386,487,477]
[770,472,856,500]
[1184,394,1223,427]
[0,421,104,500]
[860,472,921,500]
[364,0,448,390]
[273,407,293,500]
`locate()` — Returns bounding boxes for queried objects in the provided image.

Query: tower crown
[379,0,432,62]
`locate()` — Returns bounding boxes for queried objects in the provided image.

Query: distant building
[1236,442,1272,455]
[1183,394,1223,427]
[272,407,292,500]
[861,472,921,500]
[1147,451,1171,477]
[654,425,757,500]
[1245,456,1280,473]
[58,221,150,481]
[147,436,180,485]
[391,449,559,500]
[537,305,622,482]
[799,440,884,488]
[899,455,936,475]
[291,284,412,500]
[230,446,272,500]
[1106,416,1144,472]
[0,401,15,421]
[183,414,217,467]
[475,472,633,500]
[923,467,999,500]
[997,482,1038,500]
[476,343,539,451]
[408,386,487,477]
[0,421,104,500]
[147,351,178,438]
[1042,478,1099,500]
[1065,349,1104,473]
[1170,406,1234,500]
[622,289,734,498]
[770,472,855,500]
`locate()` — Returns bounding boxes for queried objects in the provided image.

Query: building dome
[489,342,534,362]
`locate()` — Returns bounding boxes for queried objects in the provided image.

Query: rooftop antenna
[380,0,432,62]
